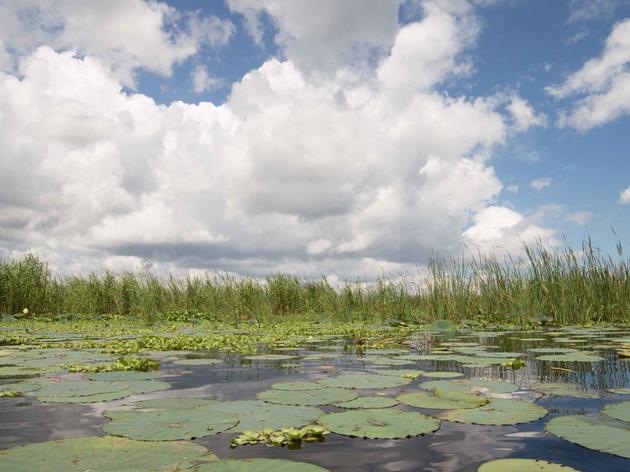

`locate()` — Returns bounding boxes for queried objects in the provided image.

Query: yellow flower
[22,308,29,315]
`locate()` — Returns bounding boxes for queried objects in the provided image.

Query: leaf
[441,399,547,425]
[271,381,324,391]
[318,408,440,439]
[0,435,214,471]
[420,379,519,395]
[336,396,399,409]
[257,387,358,406]
[318,373,411,389]
[86,371,157,381]
[603,401,630,422]
[535,352,604,362]
[545,415,630,458]
[195,458,329,471]
[397,389,487,410]
[243,354,297,361]
[173,358,223,365]
[532,383,599,399]
[371,369,423,379]
[422,371,463,379]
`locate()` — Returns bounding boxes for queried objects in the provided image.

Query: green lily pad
[258,387,358,406]
[196,458,329,471]
[423,371,463,379]
[318,373,411,389]
[127,398,219,410]
[478,458,579,471]
[103,407,238,440]
[527,348,578,354]
[360,357,414,366]
[371,369,423,379]
[243,354,297,361]
[86,371,157,382]
[608,388,630,395]
[0,381,40,394]
[603,401,630,422]
[36,380,128,397]
[336,396,399,409]
[173,358,223,365]
[0,435,215,471]
[546,415,630,458]
[397,389,488,410]
[421,379,519,395]
[271,381,324,391]
[535,352,604,362]
[532,383,599,399]
[302,353,342,360]
[442,398,546,425]
[38,380,171,403]
[318,408,440,439]
[206,400,323,432]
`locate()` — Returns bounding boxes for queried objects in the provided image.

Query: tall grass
[0,240,628,324]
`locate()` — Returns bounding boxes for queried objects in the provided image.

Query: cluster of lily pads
[1,320,629,470]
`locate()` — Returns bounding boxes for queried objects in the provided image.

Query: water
[1,326,629,471]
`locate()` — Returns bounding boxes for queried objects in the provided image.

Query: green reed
[1,239,628,325]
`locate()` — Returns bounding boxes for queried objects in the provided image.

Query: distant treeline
[1,240,629,325]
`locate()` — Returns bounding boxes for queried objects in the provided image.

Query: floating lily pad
[442,399,547,425]
[371,369,423,379]
[478,458,579,471]
[421,379,519,394]
[258,387,358,406]
[546,415,630,458]
[0,435,214,471]
[243,354,297,361]
[103,407,238,440]
[318,373,411,389]
[360,357,414,366]
[527,348,578,354]
[173,358,223,365]
[206,400,323,432]
[271,381,324,391]
[302,353,342,360]
[0,381,40,394]
[535,352,604,362]
[423,371,463,379]
[87,371,157,382]
[318,408,440,439]
[532,383,599,399]
[196,458,329,471]
[608,388,630,395]
[128,398,219,410]
[36,380,128,397]
[336,396,399,409]
[397,389,487,410]
[603,401,630,422]
[38,379,171,403]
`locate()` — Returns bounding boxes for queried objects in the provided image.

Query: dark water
[1,328,629,471]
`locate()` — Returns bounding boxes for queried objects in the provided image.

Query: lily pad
[36,380,128,397]
[397,389,487,410]
[360,356,414,366]
[535,352,604,362]
[128,398,220,410]
[318,408,440,439]
[371,369,423,379]
[442,399,547,425]
[336,396,399,409]
[546,415,630,458]
[103,407,238,440]
[318,373,411,389]
[271,381,324,391]
[527,348,578,354]
[603,401,630,422]
[421,379,519,395]
[173,358,223,365]
[243,354,297,361]
[38,380,171,403]
[478,458,579,471]
[423,371,463,379]
[196,458,329,471]
[258,387,358,406]
[0,435,214,471]
[608,388,630,395]
[532,383,598,399]
[86,371,157,381]
[206,400,323,432]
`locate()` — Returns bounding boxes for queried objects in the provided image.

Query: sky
[0,0,629,281]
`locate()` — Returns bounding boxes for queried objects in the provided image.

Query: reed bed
[1,240,628,325]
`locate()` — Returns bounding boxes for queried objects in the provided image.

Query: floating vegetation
[195,458,329,471]
[230,425,329,448]
[602,401,630,422]
[398,388,487,410]
[420,379,519,395]
[371,368,423,379]
[0,436,215,471]
[318,373,412,389]
[441,399,547,425]
[258,387,358,406]
[532,382,599,399]
[271,381,324,391]
[318,408,440,439]
[546,415,630,458]
[172,358,223,365]
[336,396,399,409]
[37,379,170,403]
[63,356,159,373]
[422,371,463,379]
[535,352,605,362]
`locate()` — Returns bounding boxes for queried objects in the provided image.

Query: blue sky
[0,0,629,277]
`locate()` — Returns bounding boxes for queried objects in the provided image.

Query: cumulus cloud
[547,19,630,130]
[0,0,554,279]
[620,185,630,204]
[565,211,592,224]
[507,96,547,131]
[530,177,553,190]
[0,0,233,85]
[191,65,222,93]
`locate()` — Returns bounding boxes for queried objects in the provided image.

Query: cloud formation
[0,0,552,278]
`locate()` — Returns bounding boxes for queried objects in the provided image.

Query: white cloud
[507,96,547,131]
[567,0,621,23]
[547,19,630,130]
[0,1,556,279]
[530,177,553,190]
[0,0,233,86]
[505,185,519,193]
[620,185,630,204]
[565,211,592,224]
[191,65,222,93]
